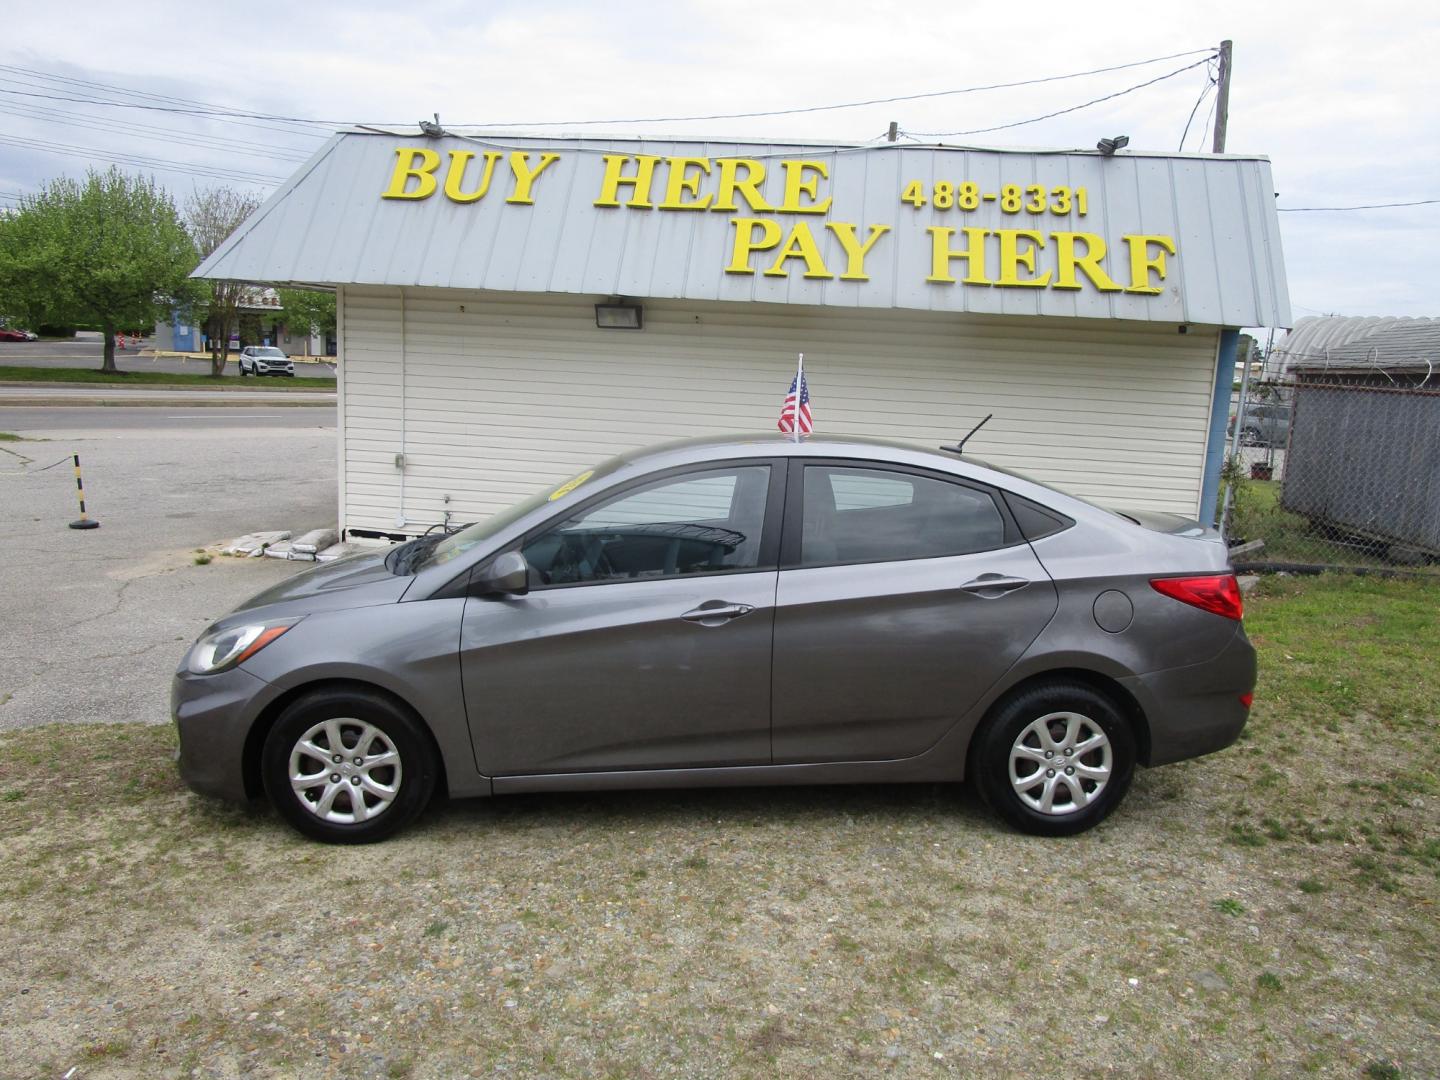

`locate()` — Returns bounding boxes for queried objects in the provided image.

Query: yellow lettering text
[825,222,890,281]
[778,160,832,215]
[594,155,662,209]
[382,147,442,200]
[764,223,832,279]
[926,226,992,285]
[995,230,1052,288]
[713,159,774,213]
[1054,232,1122,292]
[657,157,714,210]
[724,218,784,274]
[1123,234,1178,294]
[506,152,561,205]
[443,150,503,203]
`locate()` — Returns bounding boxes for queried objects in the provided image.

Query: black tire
[261,687,439,843]
[239,364,249,376]
[972,681,1136,837]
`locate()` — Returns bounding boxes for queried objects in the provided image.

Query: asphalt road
[0,406,336,431]
[0,409,340,732]
[0,338,336,378]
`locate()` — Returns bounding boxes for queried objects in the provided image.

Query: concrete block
[291,528,339,554]
[222,530,292,558]
[1237,574,1261,595]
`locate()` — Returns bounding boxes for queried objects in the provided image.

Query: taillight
[1150,574,1244,620]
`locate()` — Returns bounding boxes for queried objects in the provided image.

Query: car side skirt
[491,755,961,795]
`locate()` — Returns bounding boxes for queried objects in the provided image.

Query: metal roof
[1277,315,1440,373]
[195,130,1291,328]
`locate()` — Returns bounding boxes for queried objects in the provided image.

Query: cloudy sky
[2,0,1436,326]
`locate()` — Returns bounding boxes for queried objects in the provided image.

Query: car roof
[615,432,984,470]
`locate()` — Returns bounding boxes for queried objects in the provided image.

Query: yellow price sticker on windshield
[548,470,594,501]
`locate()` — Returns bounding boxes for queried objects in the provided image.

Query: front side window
[801,466,1006,566]
[523,466,771,585]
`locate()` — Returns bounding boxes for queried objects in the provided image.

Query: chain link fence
[1221,368,1440,572]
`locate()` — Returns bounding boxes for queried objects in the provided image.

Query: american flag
[778,370,813,435]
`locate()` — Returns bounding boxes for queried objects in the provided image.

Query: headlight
[186,619,300,675]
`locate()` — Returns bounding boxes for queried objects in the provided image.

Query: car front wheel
[261,688,439,843]
[972,681,1136,836]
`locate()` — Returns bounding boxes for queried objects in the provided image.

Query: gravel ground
[0,577,1437,1079]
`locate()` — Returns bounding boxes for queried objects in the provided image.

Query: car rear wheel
[261,688,438,843]
[973,681,1135,836]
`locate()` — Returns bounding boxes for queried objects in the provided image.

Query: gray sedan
[173,434,1256,843]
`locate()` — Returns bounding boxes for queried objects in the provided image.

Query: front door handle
[681,602,755,626]
[959,574,1030,598]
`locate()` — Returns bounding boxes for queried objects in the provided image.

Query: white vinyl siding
[338,285,1219,537]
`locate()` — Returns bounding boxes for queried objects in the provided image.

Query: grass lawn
[0,574,1435,1077]
[0,365,335,389]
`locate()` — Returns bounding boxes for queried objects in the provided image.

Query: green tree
[184,187,263,377]
[276,288,336,356]
[0,168,197,373]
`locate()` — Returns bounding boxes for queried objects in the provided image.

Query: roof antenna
[940,414,992,456]
[419,113,446,137]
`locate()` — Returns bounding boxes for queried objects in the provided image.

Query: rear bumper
[1121,627,1257,767]
[172,665,277,803]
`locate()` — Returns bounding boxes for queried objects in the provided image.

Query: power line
[0,47,1215,137]
[1177,63,1217,151]
[0,132,286,186]
[453,48,1217,128]
[0,102,313,163]
[0,64,332,136]
[907,56,1213,138]
[1278,199,1440,212]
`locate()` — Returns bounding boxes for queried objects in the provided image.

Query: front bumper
[1121,627,1258,767]
[171,665,277,803]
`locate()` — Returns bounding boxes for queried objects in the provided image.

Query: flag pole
[793,352,804,443]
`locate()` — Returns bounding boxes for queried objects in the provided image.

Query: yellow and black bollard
[68,453,100,530]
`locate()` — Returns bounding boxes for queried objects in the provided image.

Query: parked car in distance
[172,434,1255,844]
[1229,402,1292,447]
[238,346,295,376]
[0,326,36,341]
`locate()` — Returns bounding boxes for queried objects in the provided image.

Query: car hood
[220,551,408,623]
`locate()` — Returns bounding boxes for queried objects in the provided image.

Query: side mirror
[475,550,530,597]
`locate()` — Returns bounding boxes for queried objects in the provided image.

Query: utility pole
[1211,39,1232,154]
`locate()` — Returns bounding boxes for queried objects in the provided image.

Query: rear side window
[800,466,1007,566]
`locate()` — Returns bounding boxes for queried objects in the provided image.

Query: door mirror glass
[475,550,530,596]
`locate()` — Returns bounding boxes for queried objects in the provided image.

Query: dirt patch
[0,578,1436,1078]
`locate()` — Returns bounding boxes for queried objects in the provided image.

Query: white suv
[238,346,295,377]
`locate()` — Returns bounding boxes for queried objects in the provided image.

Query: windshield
[255,347,287,358]
[417,456,624,571]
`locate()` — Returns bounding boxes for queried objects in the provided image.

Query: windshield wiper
[386,533,445,575]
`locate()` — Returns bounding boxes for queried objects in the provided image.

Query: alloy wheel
[1008,711,1113,816]
[288,718,403,824]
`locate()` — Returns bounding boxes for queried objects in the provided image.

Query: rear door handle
[681,602,755,626]
[959,574,1030,598]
